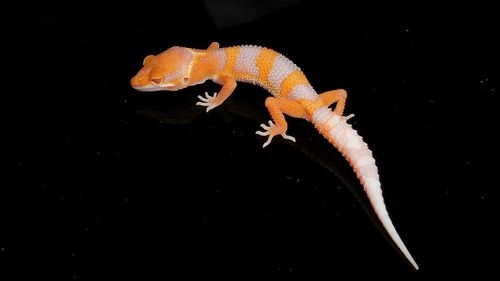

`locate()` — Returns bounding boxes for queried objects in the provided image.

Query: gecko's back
[215,46,318,101]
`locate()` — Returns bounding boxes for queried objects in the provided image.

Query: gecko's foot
[196,92,219,112]
[255,120,296,148]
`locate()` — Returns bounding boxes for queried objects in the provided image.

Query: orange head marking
[130,46,199,92]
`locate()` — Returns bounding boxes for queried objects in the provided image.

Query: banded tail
[310,106,419,270]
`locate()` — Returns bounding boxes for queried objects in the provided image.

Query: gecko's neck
[187,48,226,82]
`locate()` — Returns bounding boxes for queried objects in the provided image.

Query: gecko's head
[131,46,196,92]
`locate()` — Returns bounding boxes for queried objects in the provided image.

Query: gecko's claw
[196,92,219,112]
[255,120,295,148]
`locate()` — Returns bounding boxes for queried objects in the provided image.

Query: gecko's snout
[130,76,142,88]
[130,75,152,91]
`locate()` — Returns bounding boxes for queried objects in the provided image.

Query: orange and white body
[131,42,419,270]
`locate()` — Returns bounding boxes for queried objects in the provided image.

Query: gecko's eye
[182,77,189,82]
[150,78,162,85]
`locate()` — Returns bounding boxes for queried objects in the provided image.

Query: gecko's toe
[282,134,296,142]
[255,130,270,136]
[262,135,274,148]
[343,113,355,121]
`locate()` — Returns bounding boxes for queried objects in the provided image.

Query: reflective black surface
[4,1,498,280]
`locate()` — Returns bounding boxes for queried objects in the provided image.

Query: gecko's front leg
[196,75,237,112]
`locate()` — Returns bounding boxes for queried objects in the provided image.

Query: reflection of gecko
[131,42,418,270]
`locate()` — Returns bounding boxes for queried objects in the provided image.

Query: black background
[3,0,499,280]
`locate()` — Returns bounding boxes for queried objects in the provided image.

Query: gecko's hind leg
[255,97,306,148]
[318,89,348,116]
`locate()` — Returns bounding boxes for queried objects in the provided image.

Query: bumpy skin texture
[131,42,418,270]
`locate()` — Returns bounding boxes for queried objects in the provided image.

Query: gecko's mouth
[132,84,178,92]
[132,85,161,92]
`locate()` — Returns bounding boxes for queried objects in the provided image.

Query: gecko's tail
[310,106,419,270]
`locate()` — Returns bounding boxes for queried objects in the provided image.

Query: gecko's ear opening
[143,55,155,66]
